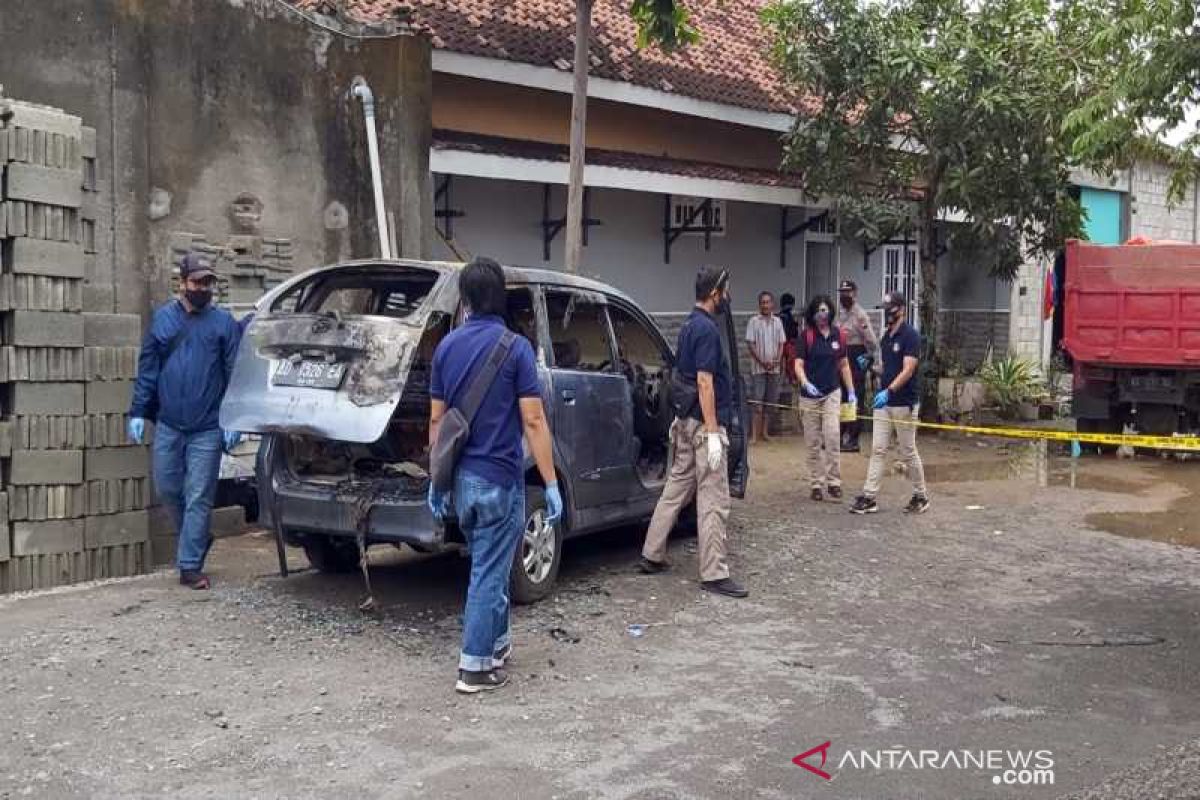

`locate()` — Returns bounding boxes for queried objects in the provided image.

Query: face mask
[815,308,830,324]
[185,288,213,310]
[839,295,854,310]
[885,305,902,325]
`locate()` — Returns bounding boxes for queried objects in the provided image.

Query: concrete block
[84,446,150,480]
[83,313,142,347]
[2,103,83,138]
[84,414,147,448]
[0,517,8,562]
[4,163,82,208]
[0,419,11,456]
[85,347,139,381]
[11,519,84,556]
[9,450,84,486]
[83,283,114,313]
[0,346,85,381]
[87,478,150,515]
[81,127,96,159]
[6,275,83,312]
[85,380,134,414]
[211,505,248,539]
[84,510,150,549]
[85,541,148,581]
[8,238,85,278]
[8,484,87,521]
[4,311,84,347]
[13,415,87,450]
[0,493,9,526]
[150,534,178,567]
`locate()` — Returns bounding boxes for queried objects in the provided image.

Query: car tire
[302,535,361,574]
[510,485,563,605]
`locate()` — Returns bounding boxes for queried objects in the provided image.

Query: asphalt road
[1,436,1198,799]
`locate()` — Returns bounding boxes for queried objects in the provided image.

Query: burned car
[220,260,748,603]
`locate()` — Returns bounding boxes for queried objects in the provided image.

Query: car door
[543,287,635,509]
[714,303,750,498]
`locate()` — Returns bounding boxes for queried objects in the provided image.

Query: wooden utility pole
[564,0,593,274]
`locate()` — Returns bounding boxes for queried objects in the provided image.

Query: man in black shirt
[850,292,930,515]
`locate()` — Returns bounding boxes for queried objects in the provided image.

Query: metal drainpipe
[350,76,392,260]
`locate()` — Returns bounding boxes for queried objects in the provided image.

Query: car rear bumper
[271,476,445,548]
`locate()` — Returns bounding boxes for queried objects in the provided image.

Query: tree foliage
[1066,0,1200,202]
[761,0,1101,395]
[630,0,702,51]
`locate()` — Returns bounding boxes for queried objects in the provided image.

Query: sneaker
[638,557,669,575]
[903,494,931,514]
[827,486,843,500]
[849,496,878,515]
[810,487,824,502]
[701,577,749,598]
[455,668,509,694]
[492,643,512,668]
[179,570,211,590]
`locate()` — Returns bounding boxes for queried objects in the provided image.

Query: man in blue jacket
[128,253,242,589]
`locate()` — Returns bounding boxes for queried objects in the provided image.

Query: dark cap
[878,291,907,308]
[180,253,217,280]
[838,280,857,292]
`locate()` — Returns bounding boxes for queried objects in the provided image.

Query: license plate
[273,359,346,390]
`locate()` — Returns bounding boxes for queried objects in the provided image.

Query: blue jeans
[454,470,524,672]
[153,424,223,572]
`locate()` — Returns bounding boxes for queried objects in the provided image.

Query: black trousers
[841,344,869,443]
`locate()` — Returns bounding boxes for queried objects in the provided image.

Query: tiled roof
[433,129,804,188]
[294,1,795,115]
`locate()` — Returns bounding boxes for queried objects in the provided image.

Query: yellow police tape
[746,399,1200,452]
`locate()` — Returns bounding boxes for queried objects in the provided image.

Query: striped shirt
[745,313,786,375]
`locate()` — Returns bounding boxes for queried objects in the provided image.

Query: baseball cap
[180,253,217,280]
[838,280,857,292]
[878,291,907,308]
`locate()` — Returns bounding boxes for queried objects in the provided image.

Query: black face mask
[885,306,902,325]
[839,295,854,310]
[185,289,213,311]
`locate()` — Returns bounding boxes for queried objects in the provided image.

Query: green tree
[761,0,1098,409]
[1066,0,1200,202]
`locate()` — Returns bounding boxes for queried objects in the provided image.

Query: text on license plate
[273,360,346,389]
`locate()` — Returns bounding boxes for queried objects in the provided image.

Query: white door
[882,244,920,329]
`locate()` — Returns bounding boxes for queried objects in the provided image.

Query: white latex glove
[705,432,724,472]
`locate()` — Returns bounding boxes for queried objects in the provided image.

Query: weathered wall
[1129,161,1198,243]
[0,0,432,320]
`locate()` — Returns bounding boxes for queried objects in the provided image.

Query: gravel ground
[1,436,1198,799]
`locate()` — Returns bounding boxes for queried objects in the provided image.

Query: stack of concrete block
[0,99,150,593]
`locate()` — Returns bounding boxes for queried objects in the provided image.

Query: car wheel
[510,485,562,605]
[302,535,360,574]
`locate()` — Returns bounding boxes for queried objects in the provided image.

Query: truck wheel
[302,536,361,574]
[510,486,562,605]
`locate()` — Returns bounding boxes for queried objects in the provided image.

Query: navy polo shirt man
[639,266,747,599]
[428,257,562,694]
[128,253,242,590]
[850,292,929,515]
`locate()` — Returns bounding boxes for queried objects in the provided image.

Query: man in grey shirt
[745,291,786,443]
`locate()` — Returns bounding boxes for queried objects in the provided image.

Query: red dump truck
[1064,238,1200,437]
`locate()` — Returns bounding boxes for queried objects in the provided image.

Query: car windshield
[270,267,440,319]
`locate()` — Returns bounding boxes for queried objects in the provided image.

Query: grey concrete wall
[0,0,432,319]
[1130,161,1198,243]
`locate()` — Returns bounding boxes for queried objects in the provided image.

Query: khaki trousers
[863,405,927,498]
[642,417,731,582]
[799,390,842,490]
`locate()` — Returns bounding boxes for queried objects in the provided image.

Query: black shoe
[179,570,211,590]
[827,486,843,500]
[849,496,878,515]
[701,577,749,598]
[455,668,509,694]
[638,557,669,575]
[811,488,824,502]
[903,494,931,514]
[492,642,512,668]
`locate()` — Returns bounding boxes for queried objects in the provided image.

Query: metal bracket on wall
[434,174,465,241]
[663,194,721,264]
[779,207,829,269]
[542,184,602,261]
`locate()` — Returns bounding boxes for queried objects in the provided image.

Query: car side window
[506,288,540,353]
[544,289,615,372]
[608,303,669,374]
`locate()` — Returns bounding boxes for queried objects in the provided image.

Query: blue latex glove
[222,429,242,452]
[873,389,890,409]
[802,380,820,398]
[544,482,564,525]
[856,354,871,371]
[846,391,857,406]
[127,417,145,445]
[427,484,451,520]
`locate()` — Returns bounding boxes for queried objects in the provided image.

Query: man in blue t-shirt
[850,292,929,515]
[639,266,748,599]
[428,257,563,694]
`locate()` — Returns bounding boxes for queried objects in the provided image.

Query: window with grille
[882,244,920,329]
[670,197,726,237]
